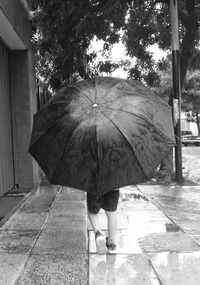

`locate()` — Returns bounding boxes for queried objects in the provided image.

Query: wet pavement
[1,184,200,284]
[182,146,200,184]
[89,185,200,285]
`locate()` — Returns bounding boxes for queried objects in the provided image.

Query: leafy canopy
[32,0,200,90]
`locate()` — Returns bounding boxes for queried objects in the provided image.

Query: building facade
[0,0,39,196]
[181,112,198,135]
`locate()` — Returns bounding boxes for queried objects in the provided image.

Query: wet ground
[89,185,200,285]
[1,184,200,284]
[182,146,200,184]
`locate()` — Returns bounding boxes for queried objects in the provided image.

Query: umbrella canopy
[29,77,175,195]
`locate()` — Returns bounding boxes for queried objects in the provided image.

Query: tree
[147,51,200,180]
[182,70,200,135]
[32,0,199,182]
[32,0,129,89]
[152,54,200,135]
[32,0,200,90]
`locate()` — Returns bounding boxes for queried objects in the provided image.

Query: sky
[89,38,167,78]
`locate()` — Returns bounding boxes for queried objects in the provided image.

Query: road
[182,146,200,184]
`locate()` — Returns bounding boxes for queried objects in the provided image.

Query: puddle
[165,223,180,232]
[121,193,149,202]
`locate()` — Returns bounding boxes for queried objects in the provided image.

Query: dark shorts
[87,190,120,214]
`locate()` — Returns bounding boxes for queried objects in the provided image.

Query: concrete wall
[0,0,32,48]
[0,0,39,190]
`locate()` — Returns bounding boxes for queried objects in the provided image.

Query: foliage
[154,57,200,134]
[32,0,129,89]
[32,0,200,91]
[123,0,200,88]
[182,70,200,134]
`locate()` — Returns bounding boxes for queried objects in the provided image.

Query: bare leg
[88,212,101,233]
[105,210,117,243]
[88,211,107,254]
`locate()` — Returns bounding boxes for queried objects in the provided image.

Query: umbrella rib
[103,106,174,144]
[100,96,170,108]
[100,110,149,180]
[72,85,95,104]
[98,82,122,104]
[30,109,88,147]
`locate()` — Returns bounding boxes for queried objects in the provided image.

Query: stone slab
[89,229,142,254]
[17,254,88,285]
[0,196,24,220]
[138,231,200,253]
[185,230,200,245]
[32,226,87,255]
[137,185,200,201]
[121,200,158,211]
[137,185,200,238]
[50,200,87,215]
[20,186,60,213]
[0,230,39,254]
[148,251,200,285]
[46,214,87,230]
[2,212,48,232]
[57,186,86,201]
[89,253,160,285]
[0,253,28,285]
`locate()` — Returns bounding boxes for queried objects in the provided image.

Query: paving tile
[138,185,200,201]
[0,253,28,285]
[46,213,87,230]
[16,254,88,285]
[182,187,200,200]
[184,230,200,245]
[121,200,158,211]
[120,188,149,202]
[32,226,87,255]
[1,212,48,232]
[153,197,200,215]
[0,196,24,219]
[121,185,139,192]
[137,186,200,239]
[19,186,60,213]
[137,185,186,198]
[128,221,180,240]
[89,229,142,254]
[148,252,200,285]
[1,186,60,232]
[0,230,39,254]
[89,254,160,285]
[138,231,200,253]
[124,210,170,223]
[57,186,86,201]
[50,200,87,215]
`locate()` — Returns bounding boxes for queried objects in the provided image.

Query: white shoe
[95,231,108,255]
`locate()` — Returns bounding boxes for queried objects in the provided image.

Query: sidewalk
[1,184,200,284]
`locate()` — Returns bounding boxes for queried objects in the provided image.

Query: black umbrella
[29,77,175,195]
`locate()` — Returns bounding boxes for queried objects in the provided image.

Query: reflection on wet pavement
[89,185,200,284]
[137,185,200,244]
[149,252,200,285]
[89,254,160,285]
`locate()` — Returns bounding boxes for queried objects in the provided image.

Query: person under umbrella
[29,77,175,254]
[87,188,120,254]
